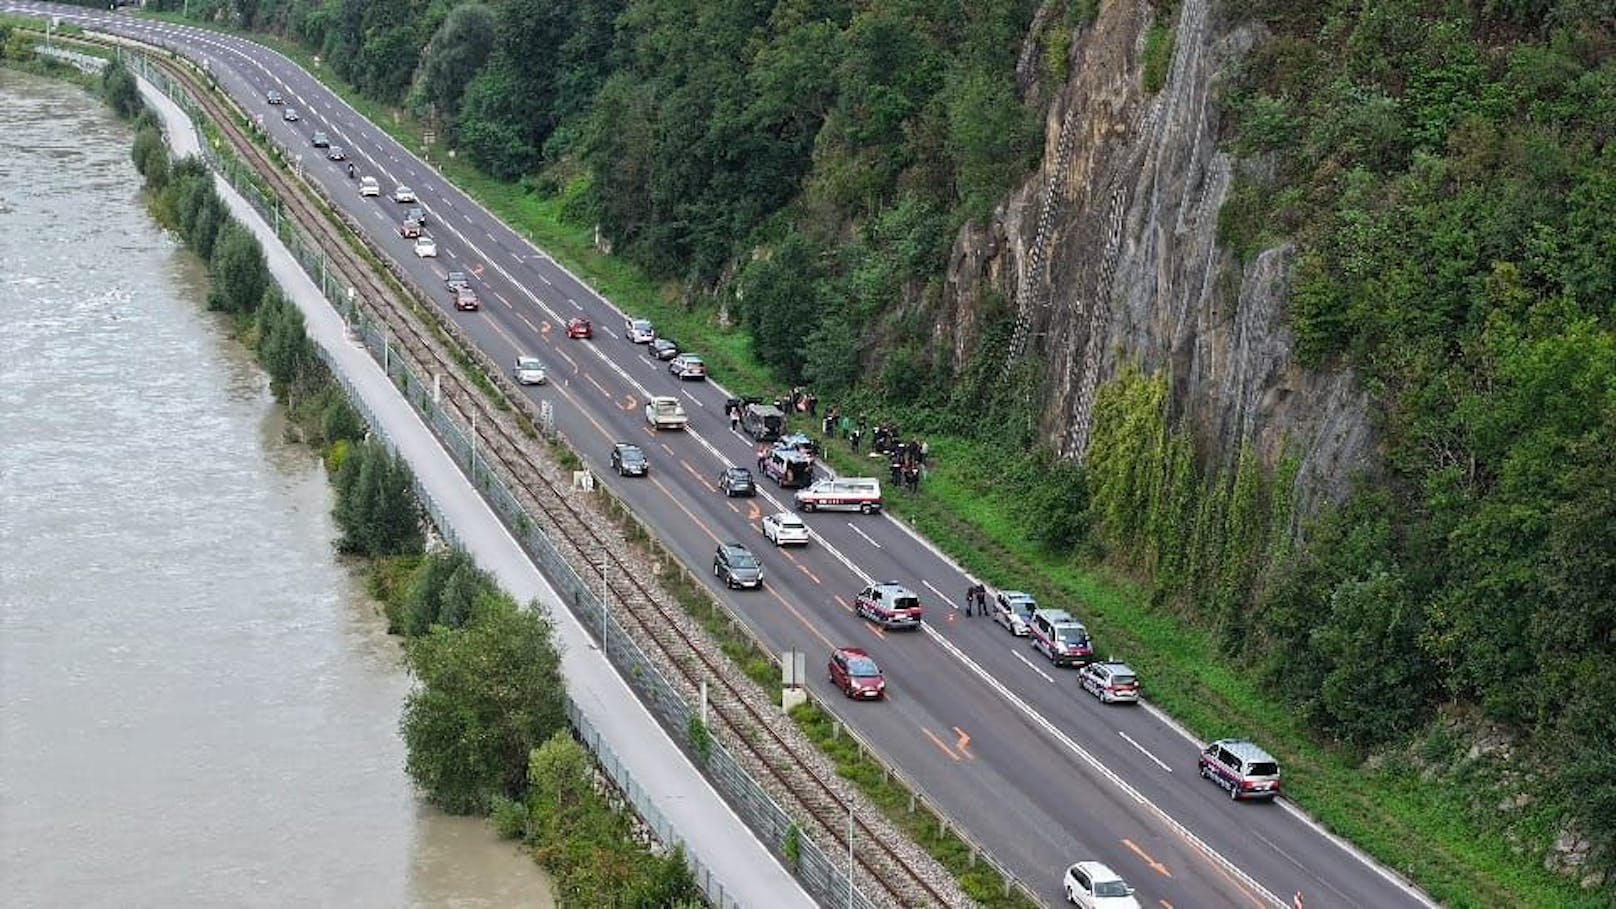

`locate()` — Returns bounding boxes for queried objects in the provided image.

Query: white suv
[1063,861,1139,908]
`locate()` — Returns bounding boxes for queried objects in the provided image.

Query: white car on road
[359,176,380,197]
[761,512,809,546]
[413,235,437,258]
[1063,861,1139,908]
[393,185,416,203]
[513,356,548,385]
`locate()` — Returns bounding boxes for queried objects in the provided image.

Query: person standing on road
[964,584,974,617]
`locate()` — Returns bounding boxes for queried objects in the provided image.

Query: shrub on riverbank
[400,599,566,814]
[495,732,702,908]
[332,439,425,557]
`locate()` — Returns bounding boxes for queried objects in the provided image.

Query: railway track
[137,45,969,909]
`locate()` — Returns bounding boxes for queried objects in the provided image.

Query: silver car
[513,356,547,385]
[761,512,809,546]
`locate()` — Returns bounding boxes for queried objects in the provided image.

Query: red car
[454,287,480,311]
[566,317,593,339]
[828,647,885,700]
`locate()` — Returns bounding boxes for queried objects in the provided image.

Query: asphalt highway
[17,5,1441,906]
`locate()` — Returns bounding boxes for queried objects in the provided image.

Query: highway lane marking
[682,389,704,407]
[584,374,612,397]
[569,297,583,310]
[1248,828,1354,905]
[846,523,882,549]
[864,622,886,640]
[922,727,961,762]
[953,726,972,758]
[619,394,637,411]
[832,594,853,613]
[782,551,821,586]
[1123,838,1172,878]
[555,349,578,372]
[520,315,541,335]
[922,580,959,611]
[1013,651,1056,684]
[538,274,552,285]
[463,213,473,224]
[679,459,704,483]
[660,442,675,456]
[494,291,512,308]
[763,586,835,650]
[1119,731,1174,773]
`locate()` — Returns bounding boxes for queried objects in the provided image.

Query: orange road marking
[519,315,541,335]
[833,594,852,612]
[538,319,550,334]
[1123,839,1172,878]
[620,394,637,411]
[923,728,961,762]
[469,263,484,277]
[584,373,611,397]
[865,622,887,640]
[660,442,674,456]
[953,726,972,758]
[764,586,835,650]
[1160,901,1175,909]
[680,459,704,483]
[782,552,821,585]
[746,501,762,522]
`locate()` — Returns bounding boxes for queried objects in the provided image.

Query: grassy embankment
[130,13,1604,907]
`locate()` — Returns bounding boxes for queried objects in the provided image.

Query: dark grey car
[611,442,648,477]
[713,543,763,589]
[717,466,756,497]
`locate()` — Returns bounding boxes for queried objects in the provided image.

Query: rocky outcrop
[944,0,1372,511]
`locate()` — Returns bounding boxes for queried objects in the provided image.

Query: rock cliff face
[943,0,1372,512]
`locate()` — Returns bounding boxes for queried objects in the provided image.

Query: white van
[794,478,882,514]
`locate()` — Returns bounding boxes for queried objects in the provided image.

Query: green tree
[333,440,425,557]
[408,3,496,123]
[401,606,567,814]
[100,60,144,120]
[206,222,269,314]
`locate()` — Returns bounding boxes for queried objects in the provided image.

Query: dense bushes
[1212,0,1616,866]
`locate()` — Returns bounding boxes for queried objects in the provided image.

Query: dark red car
[454,287,480,311]
[566,317,593,339]
[828,647,885,700]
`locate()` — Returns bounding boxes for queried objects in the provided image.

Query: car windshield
[777,516,803,528]
[1055,624,1089,645]
[1093,879,1130,898]
[847,657,880,677]
[1249,761,1279,776]
[448,272,464,282]
[619,446,643,459]
[632,320,652,332]
[728,469,751,481]
[728,551,758,569]
[517,358,542,369]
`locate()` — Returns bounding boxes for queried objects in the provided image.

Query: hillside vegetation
[147,0,1616,897]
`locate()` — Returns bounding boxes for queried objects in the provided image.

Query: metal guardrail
[117,43,879,909]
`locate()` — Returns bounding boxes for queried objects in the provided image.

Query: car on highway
[828,647,885,700]
[761,511,809,546]
[281,107,299,122]
[405,206,427,226]
[414,235,437,258]
[669,354,707,380]
[444,270,469,291]
[513,356,547,385]
[310,130,329,148]
[625,318,656,344]
[717,466,756,497]
[393,185,416,203]
[359,175,379,197]
[566,317,593,339]
[648,337,679,360]
[454,286,480,311]
[610,442,648,477]
[326,146,346,161]
[855,582,923,630]
[645,396,687,431]
[992,590,1038,636]
[1062,861,1139,908]
[1029,608,1094,667]
[713,543,764,589]
[1199,739,1281,801]
[398,219,422,239]
[1077,661,1139,704]
[762,446,815,489]
[266,90,283,104]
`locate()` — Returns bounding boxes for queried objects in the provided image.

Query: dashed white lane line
[538,274,552,286]
[847,523,882,549]
[1119,731,1174,773]
[1013,650,1057,684]
[922,580,959,611]
[681,389,704,407]
[568,297,583,310]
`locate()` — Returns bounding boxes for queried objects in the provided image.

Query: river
[0,68,553,907]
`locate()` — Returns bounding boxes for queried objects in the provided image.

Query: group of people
[963,582,989,617]
[785,386,819,416]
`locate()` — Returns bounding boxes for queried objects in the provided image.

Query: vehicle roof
[1070,860,1125,881]
[745,403,787,417]
[1000,590,1036,602]
[1035,608,1078,623]
[1212,739,1277,763]
[718,542,754,554]
[569,316,589,323]
[649,394,679,404]
[677,353,704,362]
[869,581,913,594]
[613,442,643,453]
[769,511,803,522]
[1088,661,1135,674]
[835,646,873,659]
[516,355,542,364]
[724,465,753,474]
[769,448,811,462]
[630,318,653,326]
